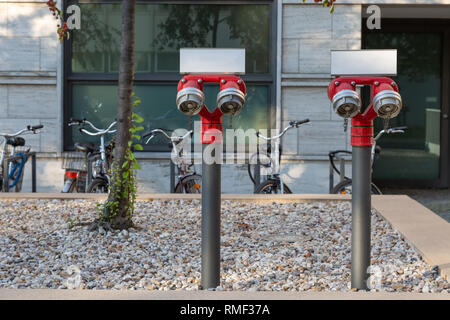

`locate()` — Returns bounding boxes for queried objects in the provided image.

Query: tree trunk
[104,0,135,229]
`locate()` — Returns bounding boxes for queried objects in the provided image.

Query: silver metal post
[340,157,346,183]
[201,143,221,289]
[351,146,372,290]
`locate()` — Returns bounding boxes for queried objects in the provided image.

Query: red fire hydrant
[328,76,402,290]
[176,74,246,289]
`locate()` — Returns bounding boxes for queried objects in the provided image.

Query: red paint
[177,75,246,94]
[65,171,78,179]
[199,106,223,144]
[177,74,246,144]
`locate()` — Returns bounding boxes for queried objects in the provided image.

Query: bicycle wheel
[175,174,202,193]
[87,178,109,193]
[61,179,77,193]
[254,179,292,194]
[332,179,382,195]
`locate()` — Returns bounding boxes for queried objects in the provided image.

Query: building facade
[0,0,449,193]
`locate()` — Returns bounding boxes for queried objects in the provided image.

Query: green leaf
[132,113,144,123]
[134,144,143,151]
[122,160,129,168]
[132,162,141,170]
[135,126,144,132]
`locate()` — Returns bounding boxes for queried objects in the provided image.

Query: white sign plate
[331,50,397,76]
[180,48,245,74]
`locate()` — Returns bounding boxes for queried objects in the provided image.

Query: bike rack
[2,152,37,193]
[329,50,402,290]
[177,48,246,289]
[328,154,347,193]
[169,160,175,193]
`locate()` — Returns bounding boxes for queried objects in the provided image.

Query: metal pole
[351,146,372,290]
[340,157,345,183]
[169,160,175,193]
[201,143,221,289]
[3,158,9,193]
[31,153,36,193]
[254,152,260,192]
[329,161,334,194]
[87,158,92,189]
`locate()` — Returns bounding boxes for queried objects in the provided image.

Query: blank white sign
[180,48,245,75]
[331,50,397,76]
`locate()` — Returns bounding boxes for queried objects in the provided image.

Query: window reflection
[364,32,442,180]
[72,4,270,74]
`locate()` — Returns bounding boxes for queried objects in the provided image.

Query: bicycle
[142,128,202,193]
[61,150,89,193]
[329,126,407,195]
[248,119,310,194]
[67,118,116,193]
[0,125,43,192]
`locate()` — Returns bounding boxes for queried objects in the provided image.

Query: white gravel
[0,199,448,292]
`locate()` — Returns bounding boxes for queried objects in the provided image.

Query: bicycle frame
[0,125,43,191]
[254,119,310,194]
[0,128,29,171]
[328,126,406,193]
[144,129,195,192]
[370,127,406,172]
[69,119,116,184]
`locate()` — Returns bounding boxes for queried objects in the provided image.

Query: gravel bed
[0,199,449,293]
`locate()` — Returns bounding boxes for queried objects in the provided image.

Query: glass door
[363,20,450,187]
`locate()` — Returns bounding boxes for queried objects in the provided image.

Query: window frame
[63,0,278,152]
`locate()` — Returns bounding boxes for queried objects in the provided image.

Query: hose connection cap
[176,87,205,115]
[332,89,361,118]
[217,87,246,116]
[372,90,402,119]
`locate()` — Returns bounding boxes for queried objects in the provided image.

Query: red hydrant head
[372,82,402,119]
[328,76,403,147]
[217,78,246,116]
[176,78,205,116]
[176,74,246,144]
[328,80,361,118]
[328,76,402,120]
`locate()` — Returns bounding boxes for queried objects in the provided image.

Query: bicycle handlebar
[0,124,45,137]
[289,119,310,128]
[374,126,407,141]
[257,119,310,141]
[69,118,117,136]
[28,125,44,131]
[143,129,193,145]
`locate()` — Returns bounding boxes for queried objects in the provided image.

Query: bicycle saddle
[6,137,25,147]
[75,142,96,154]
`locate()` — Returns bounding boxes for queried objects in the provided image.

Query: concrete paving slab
[0,289,449,300]
[372,195,450,281]
[0,193,351,201]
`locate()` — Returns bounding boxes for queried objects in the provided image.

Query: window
[363,19,450,187]
[64,1,275,151]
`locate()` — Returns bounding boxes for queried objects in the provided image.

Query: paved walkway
[0,289,449,300]
[382,188,450,222]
